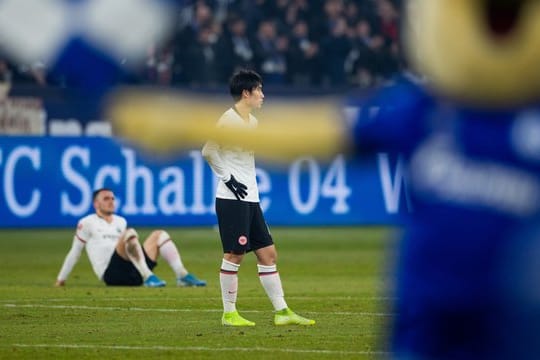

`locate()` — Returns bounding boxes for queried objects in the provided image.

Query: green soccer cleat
[221,311,255,327]
[274,308,315,326]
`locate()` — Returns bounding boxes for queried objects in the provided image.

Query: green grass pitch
[0,226,396,359]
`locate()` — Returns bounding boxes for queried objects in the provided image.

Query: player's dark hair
[229,69,262,102]
[92,188,113,201]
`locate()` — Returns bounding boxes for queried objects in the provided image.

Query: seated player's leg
[102,246,158,287]
[118,228,165,287]
[102,250,143,286]
[143,230,206,287]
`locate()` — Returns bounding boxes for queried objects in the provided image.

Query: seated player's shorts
[216,198,273,254]
[102,248,157,286]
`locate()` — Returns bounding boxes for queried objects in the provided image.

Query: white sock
[258,264,287,311]
[157,231,188,278]
[220,259,240,313]
[124,229,152,280]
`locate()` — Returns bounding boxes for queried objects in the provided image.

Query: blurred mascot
[356,1,540,359]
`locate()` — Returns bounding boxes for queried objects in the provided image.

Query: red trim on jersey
[76,235,87,244]
[258,271,278,276]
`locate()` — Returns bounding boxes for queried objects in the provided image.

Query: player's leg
[254,245,287,309]
[251,205,315,326]
[251,205,286,311]
[117,228,165,287]
[143,230,206,287]
[221,252,249,323]
[216,198,254,326]
[103,230,160,286]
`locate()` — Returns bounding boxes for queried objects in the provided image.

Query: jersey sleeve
[75,217,92,242]
[56,235,85,282]
[201,110,235,182]
[57,218,91,282]
[201,140,231,182]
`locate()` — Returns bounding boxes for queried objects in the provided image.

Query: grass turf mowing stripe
[9,343,390,356]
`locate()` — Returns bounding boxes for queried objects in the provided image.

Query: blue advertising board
[0,137,410,227]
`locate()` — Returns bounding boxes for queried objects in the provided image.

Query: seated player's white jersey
[76,214,127,279]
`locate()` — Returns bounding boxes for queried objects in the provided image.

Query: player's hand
[225,175,248,200]
[55,280,65,287]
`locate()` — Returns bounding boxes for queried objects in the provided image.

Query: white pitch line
[9,343,389,356]
[3,303,393,317]
[0,296,395,302]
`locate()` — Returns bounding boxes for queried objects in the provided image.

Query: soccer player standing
[202,69,315,327]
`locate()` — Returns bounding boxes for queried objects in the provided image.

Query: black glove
[225,174,248,200]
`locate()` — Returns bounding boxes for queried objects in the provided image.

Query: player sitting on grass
[55,188,206,288]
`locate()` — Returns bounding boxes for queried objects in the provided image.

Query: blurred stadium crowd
[0,0,405,91]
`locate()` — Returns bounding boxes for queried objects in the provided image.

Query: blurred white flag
[0,0,174,65]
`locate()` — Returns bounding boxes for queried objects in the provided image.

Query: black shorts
[215,198,274,254]
[102,248,157,286]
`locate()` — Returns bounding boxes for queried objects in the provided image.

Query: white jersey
[57,214,127,281]
[202,107,260,202]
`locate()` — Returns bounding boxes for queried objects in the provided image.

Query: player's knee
[122,228,138,243]
[256,247,277,265]
[262,255,277,266]
[224,252,244,264]
[154,230,171,247]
